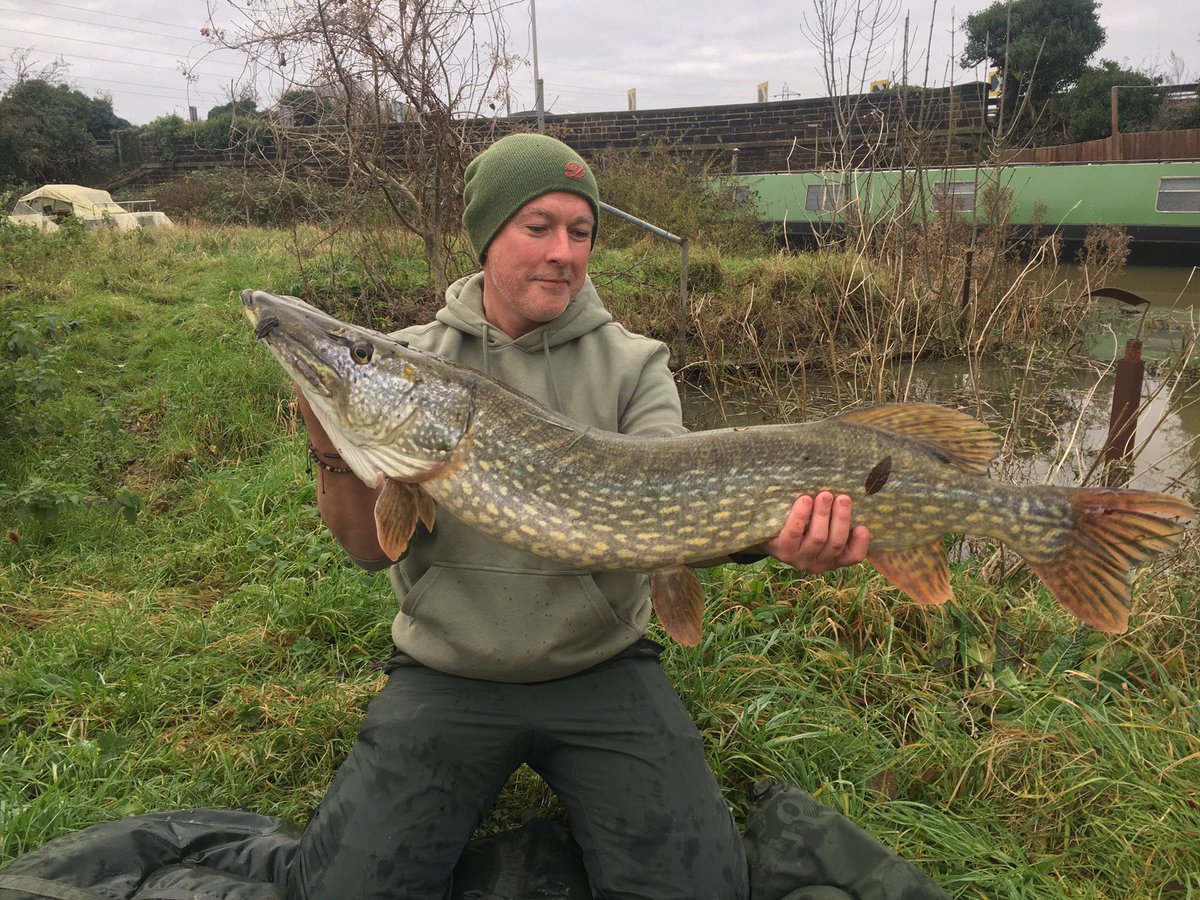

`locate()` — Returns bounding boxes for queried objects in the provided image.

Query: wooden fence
[1003,129,1200,163]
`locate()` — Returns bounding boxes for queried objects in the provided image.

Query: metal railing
[599,200,690,365]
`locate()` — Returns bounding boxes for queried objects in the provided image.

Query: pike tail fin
[1027,488,1193,633]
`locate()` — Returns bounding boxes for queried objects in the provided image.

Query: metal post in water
[1104,338,1144,486]
[1089,287,1150,486]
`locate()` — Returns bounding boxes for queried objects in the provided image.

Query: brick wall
[115,83,990,187]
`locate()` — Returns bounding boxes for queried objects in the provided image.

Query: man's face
[481,191,595,339]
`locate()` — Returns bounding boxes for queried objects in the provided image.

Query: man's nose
[544,226,571,261]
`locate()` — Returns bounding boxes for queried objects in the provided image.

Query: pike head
[242,289,475,486]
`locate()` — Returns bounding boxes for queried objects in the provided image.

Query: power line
[68,73,225,101]
[3,27,245,70]
[0,7,205,43]
[19,0,205,34]
[0,43,234,77]
[67,73,216,93]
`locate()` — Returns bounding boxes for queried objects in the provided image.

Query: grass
[1,221,1198,897]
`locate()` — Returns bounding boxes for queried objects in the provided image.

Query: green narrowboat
[731,161,1200,263]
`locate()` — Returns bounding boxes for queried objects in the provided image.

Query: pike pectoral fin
[374,478,437,560]
[867,542,953,606]
[650,566,705,647]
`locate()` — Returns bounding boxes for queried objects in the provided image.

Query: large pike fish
[242,289,1193,645]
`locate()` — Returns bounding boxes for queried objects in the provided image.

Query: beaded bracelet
[306,440,353,475]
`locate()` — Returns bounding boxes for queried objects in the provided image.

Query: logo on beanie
[563,161,586,180]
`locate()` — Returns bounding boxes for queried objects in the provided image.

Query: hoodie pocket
[403,563,618,626]
[397,563,634,678]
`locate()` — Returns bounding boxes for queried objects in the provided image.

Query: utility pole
[531,0,545,132]
[1111,85,1120,160]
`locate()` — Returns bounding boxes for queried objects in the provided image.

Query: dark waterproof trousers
[287,647,749,900]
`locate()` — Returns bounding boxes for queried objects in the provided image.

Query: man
[289,133,869,900]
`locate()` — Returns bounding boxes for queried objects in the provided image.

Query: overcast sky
[1,0,1197,126]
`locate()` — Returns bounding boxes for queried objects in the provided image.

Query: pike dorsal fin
[837,403,999,476]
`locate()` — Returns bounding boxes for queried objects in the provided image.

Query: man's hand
[762,492,869,574]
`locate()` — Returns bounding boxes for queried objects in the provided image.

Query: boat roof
[18,184,127,214]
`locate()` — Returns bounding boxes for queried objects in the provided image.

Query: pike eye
[349,340,374,364]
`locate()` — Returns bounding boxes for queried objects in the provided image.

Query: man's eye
[526,225,547,234]
[572,230,593,240]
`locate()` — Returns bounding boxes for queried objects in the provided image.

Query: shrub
[147,171,347,227]
[588,142,770,255]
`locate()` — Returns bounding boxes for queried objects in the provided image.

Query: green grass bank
[1,222,1197,897]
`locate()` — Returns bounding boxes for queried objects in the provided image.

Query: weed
[0,223,1196,897]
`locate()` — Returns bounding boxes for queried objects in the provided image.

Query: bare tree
[206,0,520,292]
[800,0,901,164]
[1,48,72,88]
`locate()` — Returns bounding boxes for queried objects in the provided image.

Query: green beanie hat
[463,133,600,262]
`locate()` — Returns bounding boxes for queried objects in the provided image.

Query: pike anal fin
[651,566,705,647]
[374,478,437,560]
[1026,488,1193,634]
[867,542,953,606]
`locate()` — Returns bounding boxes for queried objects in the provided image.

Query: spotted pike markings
[244,289,1195,644]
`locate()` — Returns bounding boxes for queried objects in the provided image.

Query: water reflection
[1070,263,1199,362]
[682,271,1200,498]
[1068,264,1199,309]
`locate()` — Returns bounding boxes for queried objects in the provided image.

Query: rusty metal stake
[1089,286,1150,487]
[1104,338,1143,486]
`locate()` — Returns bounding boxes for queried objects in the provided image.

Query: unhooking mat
[0,780,949,900]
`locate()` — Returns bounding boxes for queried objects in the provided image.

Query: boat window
[932,181,976,213]
[1157,177,1200,213]
[805,183,842,212]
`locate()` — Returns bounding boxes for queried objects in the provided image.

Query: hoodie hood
[437,272,614,352]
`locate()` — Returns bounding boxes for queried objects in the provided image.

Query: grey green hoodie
[381,272,685,683]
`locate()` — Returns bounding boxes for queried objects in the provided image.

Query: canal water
[682,263,1200,496]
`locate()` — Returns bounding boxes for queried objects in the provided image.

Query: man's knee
[585,813,749,900]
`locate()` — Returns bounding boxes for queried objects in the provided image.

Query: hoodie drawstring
[543,330,565,413]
